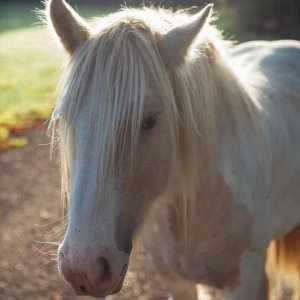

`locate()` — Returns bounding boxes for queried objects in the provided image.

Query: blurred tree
[2,0,298,38]
[0,0,217,7]
[65,0,217,7]
[230,0,300,39]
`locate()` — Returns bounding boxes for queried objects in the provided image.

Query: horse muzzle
[58,242,129,298]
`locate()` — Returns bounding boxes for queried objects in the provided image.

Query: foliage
[231,0,300,40]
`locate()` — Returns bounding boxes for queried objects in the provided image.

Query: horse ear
[158,4,213,67]
[48,0,91,54]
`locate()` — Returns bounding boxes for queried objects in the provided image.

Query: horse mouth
[73,270,127,298]
[81,279,125,298]
[111,264,128,295]
[112,280,124,294]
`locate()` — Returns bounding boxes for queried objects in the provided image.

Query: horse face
[57,66,174,298]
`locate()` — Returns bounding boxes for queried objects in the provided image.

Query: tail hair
[266,224,300,300]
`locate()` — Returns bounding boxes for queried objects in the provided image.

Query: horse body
[231,40,300,237]
[46,1,300,299]
[143,40,300,299]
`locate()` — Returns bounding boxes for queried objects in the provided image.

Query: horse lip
[73,277,125,298]
[110,270,127,295]
[120,263,128,277]
[89,273,126,298]
[111,280,124,294]
[79,286,119,298]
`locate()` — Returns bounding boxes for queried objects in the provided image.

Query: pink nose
[58,244,128,298]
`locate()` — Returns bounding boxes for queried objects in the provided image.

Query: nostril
[98,257,111,282]
[79,285,87,294]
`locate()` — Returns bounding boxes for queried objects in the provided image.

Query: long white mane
[51,7,264,209]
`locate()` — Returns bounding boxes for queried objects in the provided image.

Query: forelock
[52,12,177,203]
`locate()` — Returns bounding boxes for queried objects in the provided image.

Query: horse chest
[143,178,253,289]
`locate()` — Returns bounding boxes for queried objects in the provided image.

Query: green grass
[0,2,61,148]
[0,2,251,149]
[0,27,61,148]
[0,29,61,125]
[0,3,115,148]
[0,3,116,33]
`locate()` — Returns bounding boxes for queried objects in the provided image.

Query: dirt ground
[0,129,168,300]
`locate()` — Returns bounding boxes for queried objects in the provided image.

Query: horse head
[48,0,212,297]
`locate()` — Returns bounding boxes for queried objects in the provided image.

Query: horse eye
[142,115,157,130]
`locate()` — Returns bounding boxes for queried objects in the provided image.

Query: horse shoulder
[229,40,300,239]
[142,170,259,290]
[257,42,300,238]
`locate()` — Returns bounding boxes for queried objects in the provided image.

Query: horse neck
[171,39,262,194]
[201,40,259,135]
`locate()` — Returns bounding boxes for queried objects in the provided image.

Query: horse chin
[96,265,128,298]
[100,276,126,298]
[112,280,125,294]
[79,277,125,299]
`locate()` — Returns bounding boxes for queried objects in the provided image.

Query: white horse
[46,0,300,299]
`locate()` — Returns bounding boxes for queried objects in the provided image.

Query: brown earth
[0,129,168,300]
